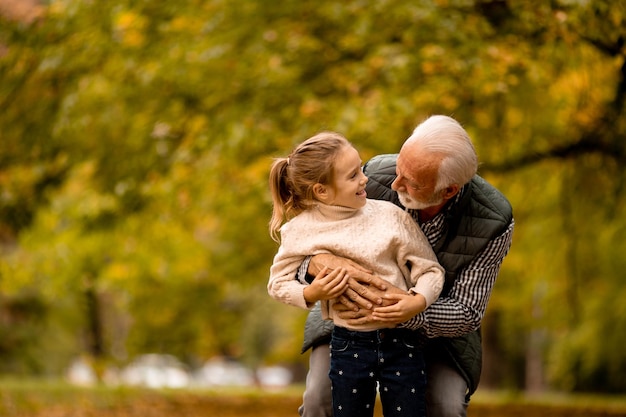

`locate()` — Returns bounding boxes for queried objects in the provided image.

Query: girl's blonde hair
[269,131,351,242]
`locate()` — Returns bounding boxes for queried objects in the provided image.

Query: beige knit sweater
[268,199,444,331]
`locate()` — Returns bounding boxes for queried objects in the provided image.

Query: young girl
[267,132,444,417]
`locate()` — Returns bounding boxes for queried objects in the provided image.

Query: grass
[0,378,134,414]
[0,378,303,415]
[1,378,626,417]
[469,389,626,417]
[474,388,626,408]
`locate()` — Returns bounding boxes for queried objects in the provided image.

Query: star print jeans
[329,326,426,417]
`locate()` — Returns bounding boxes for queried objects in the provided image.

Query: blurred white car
[256,365,292,387]
[66,357,98,386]
[120,354,190,389]
[195,357,255,387]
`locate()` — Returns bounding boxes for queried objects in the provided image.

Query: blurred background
[0,0,625,395]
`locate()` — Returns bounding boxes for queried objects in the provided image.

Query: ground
[6,391,626,417]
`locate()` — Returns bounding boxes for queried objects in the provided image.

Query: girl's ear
[312,183,328,201]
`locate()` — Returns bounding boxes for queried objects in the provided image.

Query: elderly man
[297,115,514,417]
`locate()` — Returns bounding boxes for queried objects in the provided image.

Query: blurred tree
[0,0,625,392]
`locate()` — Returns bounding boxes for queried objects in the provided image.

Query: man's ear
[313,183,328,201]
[442,184,460,200]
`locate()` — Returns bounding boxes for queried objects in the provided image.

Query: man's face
[391,146,443,210]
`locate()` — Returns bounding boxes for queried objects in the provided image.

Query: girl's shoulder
[280,209,317,232]
[365,199,419,231]
[365,198,406,215]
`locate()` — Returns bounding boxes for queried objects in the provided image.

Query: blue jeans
[329,326,427,417]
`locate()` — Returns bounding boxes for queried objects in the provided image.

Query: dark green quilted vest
[363,154,513,396]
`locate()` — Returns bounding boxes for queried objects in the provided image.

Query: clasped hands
[304,253,427,326]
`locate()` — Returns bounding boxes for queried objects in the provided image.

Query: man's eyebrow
[401,170,420,187]
[397,164,415,182]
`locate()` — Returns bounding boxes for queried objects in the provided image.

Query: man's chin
[398,194,421,209]
[398,193,436,210]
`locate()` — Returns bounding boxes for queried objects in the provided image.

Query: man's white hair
[406,115,478,190]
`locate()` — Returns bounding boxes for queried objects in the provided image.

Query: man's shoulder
[467,176,513,224]
[363,153,398,177]
[363,154,401,206]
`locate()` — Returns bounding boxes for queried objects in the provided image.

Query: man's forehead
[396,153,416,180]
[398,148,441,182]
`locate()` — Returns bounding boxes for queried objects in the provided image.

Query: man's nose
[391,176,402,190]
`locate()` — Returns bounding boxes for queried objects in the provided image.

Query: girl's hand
[303,266,349,303]
[370,293,427,324]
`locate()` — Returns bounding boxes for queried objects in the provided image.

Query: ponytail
[269,157,291,242]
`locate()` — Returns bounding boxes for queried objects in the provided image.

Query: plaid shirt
[403,197,514,337]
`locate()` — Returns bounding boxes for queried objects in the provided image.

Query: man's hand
[309,254,387,310]
[332,291,426,326]
[332,302,375,326]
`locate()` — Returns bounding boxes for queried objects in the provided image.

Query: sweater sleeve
[395,209,445,307]
[267,243,311,310]
[267,219,333,310]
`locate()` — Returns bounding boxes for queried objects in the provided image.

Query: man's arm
[337,220,515,335]
[391,220,515,337]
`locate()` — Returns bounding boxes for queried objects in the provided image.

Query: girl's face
[322,145,368,209]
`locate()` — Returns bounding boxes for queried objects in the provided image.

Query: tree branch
[481,137,626,173]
